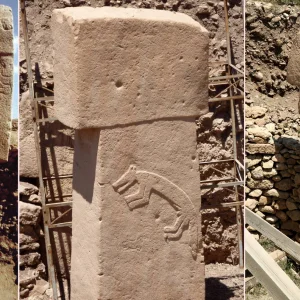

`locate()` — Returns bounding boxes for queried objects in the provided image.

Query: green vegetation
[258,236,278,253]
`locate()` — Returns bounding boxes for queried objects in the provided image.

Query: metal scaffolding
[21,1,72,299]
[199,0,245,268]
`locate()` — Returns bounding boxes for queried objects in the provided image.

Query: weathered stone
[19,182,39,196]
[52,7,209,129]
[263,168,277,178]
[249,189,262,198]
[287,31,300,86]
[248,127,272,140]
[286,199,298,211]
[246,154,262,168]
[262,160,274,169]
[251,166,264,179]
[266,215,278,224]
[0,6,13,162]
[53,8,208,300]
[294,173,300,185]
[245,106,267,119]
[263,188,279,197]
[258,195,272,205]
[256,211,266,219]
[19,202,41,227]
[273,200,287,210]
[259,205,276,214]
[276,163,288,170]
[287,210,300,221]
[246,144,275,154]
[247,178,274,190]
[20,253,41,268]
[274,179,293,191]
[246,198,258,210]
[265,123,275,133]
[272,154,285,163]
[281,220,300,232]
[276,210,288,222]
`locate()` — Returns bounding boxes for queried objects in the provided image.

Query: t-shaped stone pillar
[0,6,13,162]
[52,7,208,300]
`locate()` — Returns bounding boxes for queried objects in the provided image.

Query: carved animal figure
[112,165,199,258]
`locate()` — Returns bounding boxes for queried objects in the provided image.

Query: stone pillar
[0,6,13,162]
[52,7,208,300]
[287,32,300,87]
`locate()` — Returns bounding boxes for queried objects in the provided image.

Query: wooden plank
[246,208,300,263]
[245,230,300,300]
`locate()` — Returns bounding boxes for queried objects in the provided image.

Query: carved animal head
[112,165,137,193]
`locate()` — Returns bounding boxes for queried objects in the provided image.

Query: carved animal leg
[164,211,184,233]
[125,183,146,204]
[164,218,189,241]
[127,185,151,210]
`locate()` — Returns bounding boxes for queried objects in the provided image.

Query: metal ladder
[21,1,73,299]
[199,0,245,268]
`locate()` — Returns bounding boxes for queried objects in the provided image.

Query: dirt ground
[205,263,244,300]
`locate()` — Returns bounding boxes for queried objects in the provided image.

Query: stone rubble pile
[246,1,300,98]
[19,181,52,299]
[246,105,300,242]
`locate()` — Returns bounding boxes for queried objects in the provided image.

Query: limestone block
[72,122,205,299]
[53,7,208,300]
[52,7,209,129]
[0,6,13,162]
[287,32,300,86]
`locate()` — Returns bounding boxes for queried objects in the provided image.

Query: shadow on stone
[205,277,236,300]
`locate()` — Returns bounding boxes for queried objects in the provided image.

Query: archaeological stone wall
[246,105,300,243]
[0,5,13,162]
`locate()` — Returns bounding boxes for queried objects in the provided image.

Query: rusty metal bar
[49,222,72,229]
[202,201,244,209]
[43,174,73,180]
[50,208,72,226]
[209,95,244,102]
[200,177,235,184]
[199,159,234,165]
[209,74,244,81]
[201,181,244,189]
[34,96,55,102]
[46,201,73,208]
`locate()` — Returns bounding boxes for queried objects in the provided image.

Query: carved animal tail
[189,217,199,259]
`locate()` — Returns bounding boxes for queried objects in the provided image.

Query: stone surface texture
[52,7,209,129]
[53,7,208,300]
[246,104,300,245]
[0,5,13,162]
[287,31,300,86]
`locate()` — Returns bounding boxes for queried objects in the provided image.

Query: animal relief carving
[112,165,199,258]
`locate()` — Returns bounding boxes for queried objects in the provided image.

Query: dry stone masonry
[53,7,208,300]
[0,6,13,162]
[19,181,52,299]
[246,106,300,243]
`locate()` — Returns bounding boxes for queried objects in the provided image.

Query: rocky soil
[0,120,18,300]
[246,1,300,112]
[246,1,300,242]
[246,1,300,297]
[20,0,244,298]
